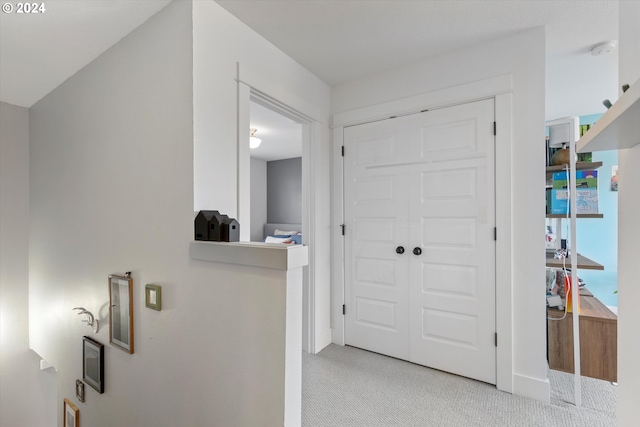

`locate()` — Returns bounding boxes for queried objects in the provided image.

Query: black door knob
[396,246,405,254]
[413,247,422,255]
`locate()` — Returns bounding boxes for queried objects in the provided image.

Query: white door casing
[344,99,496,384]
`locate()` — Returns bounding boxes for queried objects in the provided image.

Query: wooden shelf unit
[546,213,603,219]
[547,293,617,382]
[545,161,603,178]
[576,77,640,153]
[545,252,604,271]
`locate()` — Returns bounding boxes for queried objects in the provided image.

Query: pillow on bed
[288,235,302,244]
[265,236,292,244]
[274,229,300,236]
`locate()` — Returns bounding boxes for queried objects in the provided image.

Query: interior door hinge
[495,332,498,347]
[341,224,345,236]
[494,227,497,241]
[493,121,497,136]
[341,146,345,156]
[342,304,346,315]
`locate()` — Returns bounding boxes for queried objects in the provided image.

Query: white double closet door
[344,99,496,384]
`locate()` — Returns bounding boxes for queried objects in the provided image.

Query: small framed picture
[64,398,79,427]
[145,284,162,311]
[75,380,85,403]
[109,274,134,354]
[83,336,104,394]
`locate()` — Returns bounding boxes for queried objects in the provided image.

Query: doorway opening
[237,83,320,353]
[248,101,303,243]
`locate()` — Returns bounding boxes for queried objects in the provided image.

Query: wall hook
[73,307,99,333]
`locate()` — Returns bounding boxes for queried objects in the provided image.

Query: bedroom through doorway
[248,100,303,244]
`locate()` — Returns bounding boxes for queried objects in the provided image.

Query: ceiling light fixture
[591,40,617,56]
[249,128,262,149]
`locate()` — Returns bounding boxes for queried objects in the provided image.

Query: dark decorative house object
[221,217,240,242]
[195,210,217,241]
[194,210,239,242]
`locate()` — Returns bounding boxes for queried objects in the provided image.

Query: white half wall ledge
[39,359,54,370]
[190,241,309,270]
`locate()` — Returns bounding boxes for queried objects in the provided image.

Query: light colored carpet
[302,344,616,427]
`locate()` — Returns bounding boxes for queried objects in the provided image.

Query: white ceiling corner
[0,0,172,107]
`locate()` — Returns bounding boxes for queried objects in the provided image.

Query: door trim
[331,75,514,394]
[237,63,329,354]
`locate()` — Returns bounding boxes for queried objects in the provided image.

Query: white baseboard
[513,373,551,403]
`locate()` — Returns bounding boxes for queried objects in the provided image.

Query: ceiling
[0,0,619,122]
[217,0,619,120]
[250,101,302,162]
[0,0,172,107]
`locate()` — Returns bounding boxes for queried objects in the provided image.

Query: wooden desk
[547,293,617,382]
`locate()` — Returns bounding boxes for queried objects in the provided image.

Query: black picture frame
[83,336,104,394]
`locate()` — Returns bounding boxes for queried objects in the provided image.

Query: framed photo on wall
[83,336,104,393]
[109,273,135,353]
[64,398,79,427]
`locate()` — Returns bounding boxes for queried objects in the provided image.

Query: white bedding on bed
[263,223,302,244]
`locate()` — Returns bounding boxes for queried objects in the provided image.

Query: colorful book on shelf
[550,188,599,215]
[552,170,598,189]
[550,170,599,214]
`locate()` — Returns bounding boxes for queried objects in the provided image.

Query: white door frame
[331,74,514,393]
[236,63,326,354]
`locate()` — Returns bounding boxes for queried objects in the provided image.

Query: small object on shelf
[550,189,569,214]
[564,274,580,313]
[622,83,629,93]
[603,99,612,109]
[194,210,240,242]
[577,77,640,152]
[551,146,571,166]
[554,248,568,260]
[547,118,579,166]
[221,217,240,242]
[550,170,599,215]
[547,294,563,309]
[545,225,558,250]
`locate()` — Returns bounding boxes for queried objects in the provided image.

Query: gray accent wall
[267,157,302,224]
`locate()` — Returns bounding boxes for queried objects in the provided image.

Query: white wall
[250,157,267,241]
[26,1,314,425]
[617,1,640,425]
[0,102,57,426]
[192,1,330,215]
[331,27,548,401]
[192,0,332,354]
